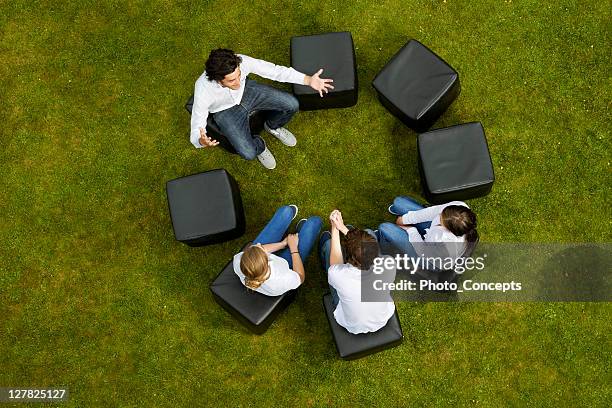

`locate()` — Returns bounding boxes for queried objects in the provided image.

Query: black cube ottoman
[210,245,297,334]
[418,122,495,204]
[323,294,403,360]
[372,39,460,132]
[290,32,358,110]
[185,95,268,154]
[166,169,245,246]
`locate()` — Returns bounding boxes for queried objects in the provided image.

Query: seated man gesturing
[234,205,322,296]
[319,210,396,334]
[191,48,334,170]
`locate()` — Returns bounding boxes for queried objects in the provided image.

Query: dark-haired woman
[378,196,478,263]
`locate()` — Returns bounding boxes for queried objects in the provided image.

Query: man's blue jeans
[212,80,300,160]
[379,196,431,258]
[318,234,340,309]
[253,206,322,268]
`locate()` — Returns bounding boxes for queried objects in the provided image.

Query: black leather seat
[290,32,358,110]
[413,234,480,288]
[372,40,460,132]
[418,122,495,204]
[322,294,403,360]
[166,169,245,246]
[185,95,267,154]
[210,244,297,334]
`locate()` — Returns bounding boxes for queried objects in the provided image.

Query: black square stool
[372,39,460,132]
[290,32,358,110]
[185,95,268,154]
[323,294,403,360]
[418,122,495,204]
[166,169,245,246]
[210,245,297,334]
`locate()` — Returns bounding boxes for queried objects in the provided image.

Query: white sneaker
[289,205,299,221]
[295,218,307,232]
[264,122,297,147]
[257,146,277,170]
[388,205,400,216]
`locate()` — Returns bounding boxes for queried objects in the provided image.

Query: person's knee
[393,196,408,208]
[307,216,323,230]
[276,205,295,220]
[378,222,396,239]
[286,95,300,113]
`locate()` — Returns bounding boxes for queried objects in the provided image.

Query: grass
[0,0,610,406]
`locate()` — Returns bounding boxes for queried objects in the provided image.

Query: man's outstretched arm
[241,54,334,97]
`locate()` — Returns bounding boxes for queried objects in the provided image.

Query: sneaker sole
[296,218,307,232]
[388,205,400,216]
[289,205,299,221]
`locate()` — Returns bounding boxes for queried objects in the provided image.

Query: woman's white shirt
[401,201,470,259]
[233,252,301,296]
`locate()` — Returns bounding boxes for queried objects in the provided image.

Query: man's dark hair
[343,229,380,270]
[205,49,242,81]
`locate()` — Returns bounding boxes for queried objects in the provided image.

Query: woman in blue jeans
[233,205,322,296]
[378,196,478,262]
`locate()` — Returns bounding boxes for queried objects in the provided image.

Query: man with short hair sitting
[190,48,334,170]
[319,210,396,334]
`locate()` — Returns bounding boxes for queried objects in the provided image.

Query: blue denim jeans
[253,206,322,268]
[212,80,300,160]
[379,196,432,258]
[318,234,339,309]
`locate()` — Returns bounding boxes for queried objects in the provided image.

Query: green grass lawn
[1,0,610,406]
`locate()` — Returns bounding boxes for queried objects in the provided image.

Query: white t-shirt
[401,201,470,260]
[233,252,301,296]
[328,259,396,334]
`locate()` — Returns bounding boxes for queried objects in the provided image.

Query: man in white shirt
[318,210,396,334]
[190,48,334,169]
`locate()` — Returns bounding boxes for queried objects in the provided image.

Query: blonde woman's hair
[240,245,270,289]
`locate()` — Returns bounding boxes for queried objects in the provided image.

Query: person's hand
[198,127,220,148]
[281,236,288,247]
[287,233,299,252]
[306,69,334,97]
[329,209,339,230]
[330,210,348,234]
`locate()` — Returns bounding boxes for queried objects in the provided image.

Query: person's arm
[287,234,305,283]
[190,82,219,148]
[329,209,347,266]
[259,238,287,254]
[401,201,469,225]
[241,54,334,97]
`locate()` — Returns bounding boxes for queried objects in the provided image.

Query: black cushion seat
[185,96,268,154]
[166,169,245,246]
[372,39,460,132]
[210,245,296,334]
[418,122,495,204]
[322,294,403,360]
[414,235,480,288]
[290,32,358,110]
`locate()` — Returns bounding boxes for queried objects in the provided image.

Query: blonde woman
[233,205,322,296]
